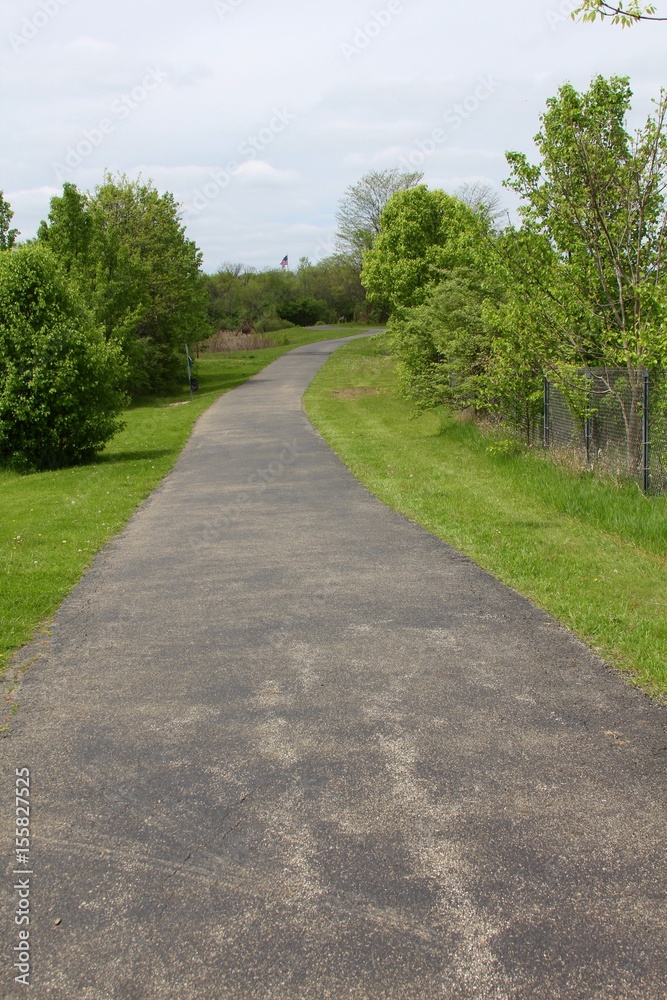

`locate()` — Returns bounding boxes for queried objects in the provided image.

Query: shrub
[257,315,295,333]
[277,296,327,327]
[0,245,127,470]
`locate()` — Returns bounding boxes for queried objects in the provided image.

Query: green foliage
[572,0,663,26]
[383,78,667,467]
[203,254,369,333]
[277,296,327,327]
[361,186,486,310]
[0,192,19,250]
[501,77,667,461]
[390,267,495,410]
[504,76,667,372]
[35,182,91,274]
[38,174,209,397]
[256,315,295,334]
[0,245,127,470]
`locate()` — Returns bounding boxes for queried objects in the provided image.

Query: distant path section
[1,333,666,998]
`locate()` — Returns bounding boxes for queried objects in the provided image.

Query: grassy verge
[304,334,667,699]
[0,325,370,679]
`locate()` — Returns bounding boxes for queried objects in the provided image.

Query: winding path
[2,335,666,998]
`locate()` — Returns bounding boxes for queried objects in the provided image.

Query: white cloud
[66,36,118,55]
[1,0,666,270]
[232,161,299,185]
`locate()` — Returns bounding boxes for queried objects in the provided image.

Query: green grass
[0,325,371,679]
[304,334,667,699]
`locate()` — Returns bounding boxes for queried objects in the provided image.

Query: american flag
[279,255,288,269]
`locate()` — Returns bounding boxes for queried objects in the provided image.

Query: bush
[256,315,295,333]
[0,246,127,470]
[277,296,327,327]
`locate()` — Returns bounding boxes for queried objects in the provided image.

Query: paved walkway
[2,335,666,998]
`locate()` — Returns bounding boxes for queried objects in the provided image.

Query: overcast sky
[1,0,665,273]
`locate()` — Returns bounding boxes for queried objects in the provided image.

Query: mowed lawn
[304,334,667,699]
[0,326,370,681]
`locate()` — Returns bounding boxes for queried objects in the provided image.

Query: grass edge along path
[0,326,371,692]
[304,334,667,701]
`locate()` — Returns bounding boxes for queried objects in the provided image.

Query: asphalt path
[1,334,666,998]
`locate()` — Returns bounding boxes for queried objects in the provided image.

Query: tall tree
[361,185,486,310]
[36,182,91,273]
[38,174,209,395]
[504,75,667,468]
[335,168,423,266]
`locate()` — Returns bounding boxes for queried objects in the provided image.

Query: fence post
[643,370,650,493]
[543,376,549,448]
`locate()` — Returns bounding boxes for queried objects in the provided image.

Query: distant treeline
[202,255,376,335]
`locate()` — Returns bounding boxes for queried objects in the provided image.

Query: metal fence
[541,369,667,493]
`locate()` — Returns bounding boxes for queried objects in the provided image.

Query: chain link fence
[541,369,667,493]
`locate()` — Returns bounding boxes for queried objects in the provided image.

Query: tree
[361,185,486,310]
[0,192,19,250]
[39,174,209,396]
[0,245,126,470]
[36,182,91,274]
[573,0,665,24]
[334,168,423,266]
[389,263,501,411]
[504,76,667,469]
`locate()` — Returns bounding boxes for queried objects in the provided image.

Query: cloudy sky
[1,0,665,273]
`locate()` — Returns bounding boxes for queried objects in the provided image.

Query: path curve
[2,335,666,999]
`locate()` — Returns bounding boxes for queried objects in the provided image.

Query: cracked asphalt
[1,333,666,998]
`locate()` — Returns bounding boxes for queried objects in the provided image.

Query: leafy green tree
[38,174,209,396]
[361,186,486,310]
[0,192,19,250]
[335,168,423,266]
[390,262,502,412]
[504,76,667,466]
[0,245,126,470]
[36,182,91,275]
